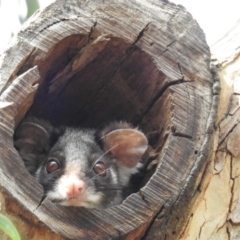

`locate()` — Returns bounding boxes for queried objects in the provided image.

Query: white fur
[119,162,143,186]
[48,173,103,208]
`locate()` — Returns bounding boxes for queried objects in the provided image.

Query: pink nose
[65,179,85,198]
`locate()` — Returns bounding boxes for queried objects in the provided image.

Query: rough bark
[178,19,240,240]
[0,0,215,239]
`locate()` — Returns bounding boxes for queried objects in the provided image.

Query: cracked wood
[0,0,214,239]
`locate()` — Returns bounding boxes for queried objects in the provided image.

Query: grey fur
[14,118,148,208]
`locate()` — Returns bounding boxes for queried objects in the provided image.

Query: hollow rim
[0,0,214,238]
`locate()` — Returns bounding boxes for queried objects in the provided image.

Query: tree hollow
[0,0,216,239]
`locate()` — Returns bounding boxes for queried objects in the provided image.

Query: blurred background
[0,0,51,54]
[0,0,239,54]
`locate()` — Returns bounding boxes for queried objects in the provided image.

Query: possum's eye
[93,162,107,176]
[46,159,60,173]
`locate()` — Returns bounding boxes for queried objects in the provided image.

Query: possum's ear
[101,126,148,168]
[14,118,59,173]
[14,122,51,154]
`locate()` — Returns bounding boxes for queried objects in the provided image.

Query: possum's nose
[64,176,85,198]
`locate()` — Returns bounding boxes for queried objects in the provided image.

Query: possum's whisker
[97,186,123,190]
[98,131,124,141]
[90,166,112,180]
[91,143,126,170]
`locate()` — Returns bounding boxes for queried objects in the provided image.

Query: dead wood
[0,0,215,239]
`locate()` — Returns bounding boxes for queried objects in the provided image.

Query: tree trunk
[178,19,240,240]
[0,0,216,239]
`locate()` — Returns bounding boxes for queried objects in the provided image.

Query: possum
[14,118,148,208]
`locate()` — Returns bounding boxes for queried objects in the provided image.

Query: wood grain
[0,0,215,239]
[179,19,240,240]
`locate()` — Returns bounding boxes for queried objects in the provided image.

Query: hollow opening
[14,34,172,208]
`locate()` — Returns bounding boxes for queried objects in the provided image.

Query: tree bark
[0,0,216,239]
[178,19,240,240]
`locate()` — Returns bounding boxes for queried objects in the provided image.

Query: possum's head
[15,120,148,208]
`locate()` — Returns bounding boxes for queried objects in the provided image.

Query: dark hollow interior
[17,34,172,201]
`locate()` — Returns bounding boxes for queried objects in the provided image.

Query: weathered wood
[0,0,214,239]
[178,19,240,239]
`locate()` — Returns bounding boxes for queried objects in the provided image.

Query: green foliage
[26,0,40,19]
[19,0,40,23]
[0,214,21,240]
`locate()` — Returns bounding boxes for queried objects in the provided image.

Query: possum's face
[14,118,148,208]
[35,129,123,208]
